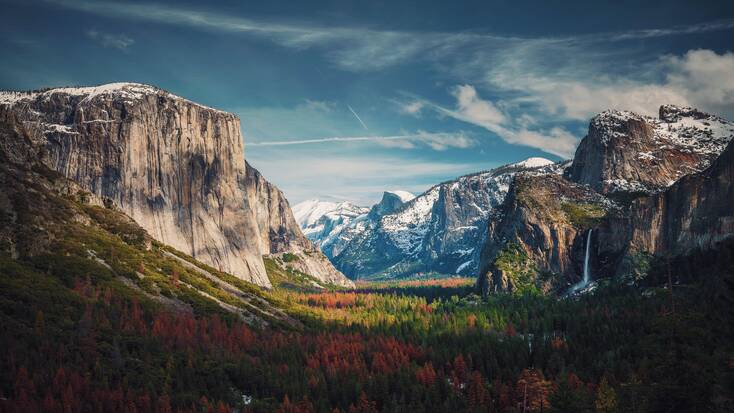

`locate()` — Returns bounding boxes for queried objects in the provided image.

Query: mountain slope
[308,158,557,279]
[292,199,370,258]
[566,105,734,195]
[0,139,297,327]
[0,83,352,288]
[478,105,734,295]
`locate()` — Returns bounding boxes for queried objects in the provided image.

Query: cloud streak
[247,131,476,151]
[347,104,369,130]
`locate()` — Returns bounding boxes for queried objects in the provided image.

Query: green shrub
[494,244,539,295]
[561,202,606,228]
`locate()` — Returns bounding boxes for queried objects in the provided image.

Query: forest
[1,249,732,413]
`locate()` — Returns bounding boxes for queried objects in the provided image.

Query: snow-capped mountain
[292,200,370,258]
[566,105,734,194]
[302,158,558,279]
[480,105,734,295]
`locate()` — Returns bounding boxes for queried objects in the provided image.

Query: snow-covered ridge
[588,105,734,193]
[310,156,563,278]
[386,190,415,203]
[511,157,554,169]
[0,82,229,114]
[592,105,733,154]
[292,199,370,253]
[293,199,368,228]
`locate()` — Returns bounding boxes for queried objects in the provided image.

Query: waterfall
[569,229,593,294]
[582,228,592,285]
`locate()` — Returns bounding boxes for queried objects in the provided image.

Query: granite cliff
[478,105,734,295]
[0,83,352,288]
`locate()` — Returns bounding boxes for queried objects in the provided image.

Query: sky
[2,0,734,205]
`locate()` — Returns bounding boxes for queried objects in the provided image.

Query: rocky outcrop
[624,139,734,261]
[0,83,352,288]
[245,162,354,287]
[477,172,615,294]
[479,105,734,295]
[368,191,414,218]
[566,105,733,195]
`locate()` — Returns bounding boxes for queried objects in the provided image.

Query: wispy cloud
[45,0,734,158]
[46,0,734,71]
[301,99,334,112]
[248,131,476,151]
[399,100,424,116]
[413,85,578,157]
[347,104,369,130]
[85,29,134,50]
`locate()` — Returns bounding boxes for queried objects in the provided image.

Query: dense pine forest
[1,247,732,412]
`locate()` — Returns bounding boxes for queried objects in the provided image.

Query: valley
[0,82,732,412]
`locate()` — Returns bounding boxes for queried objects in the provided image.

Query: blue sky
[2,0,734,205]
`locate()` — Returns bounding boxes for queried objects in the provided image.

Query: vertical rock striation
[478,105,734,295]
[0,83,352,288]
[566,105,733,195]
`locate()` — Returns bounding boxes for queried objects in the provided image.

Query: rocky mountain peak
[658,104,708,122]
[369,191,414,218]
[479,105,734,296]
[566,104,734,195]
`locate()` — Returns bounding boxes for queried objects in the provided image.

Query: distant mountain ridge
[295,158,557,279]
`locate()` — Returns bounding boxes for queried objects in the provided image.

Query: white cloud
[479,48,734,122]
[451,85,506,126]
[300,99,334,112]
[86,30,134,50]
[664,49,734,115]
[422,85,578,157]
[412,130,477,151]
[400,100,425,116]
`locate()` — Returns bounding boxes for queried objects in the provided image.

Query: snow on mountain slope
[292,200,370,257]
[567,105,734,194]
[512,157,554,169]
[0,82,227,113]
[388,190,415,203]
[326,158,560,279]
[381,187,440,255]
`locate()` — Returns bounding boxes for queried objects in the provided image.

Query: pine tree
[594,377,617,413]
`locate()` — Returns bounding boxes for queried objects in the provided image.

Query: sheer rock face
[0,83,352,288]
[245,162,354,287]
[478,105,734,295]
[566,105,733,195]
[625,139,734,260]
[476,173,614,295]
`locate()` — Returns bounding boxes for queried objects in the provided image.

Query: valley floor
[1,261,732,413]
